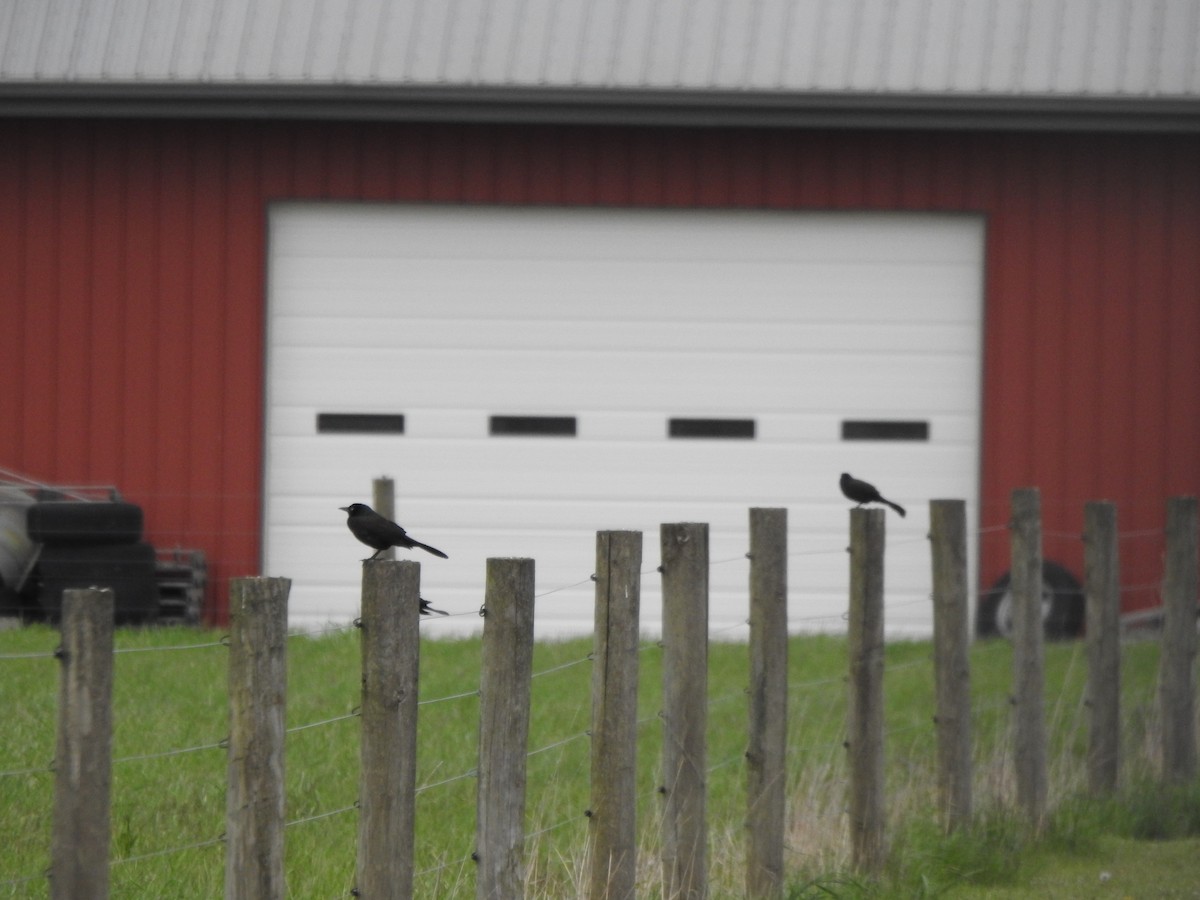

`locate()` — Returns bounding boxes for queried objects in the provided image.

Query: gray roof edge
[2,83,1198,133]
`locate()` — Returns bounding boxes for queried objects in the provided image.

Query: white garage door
[265,204,983,637]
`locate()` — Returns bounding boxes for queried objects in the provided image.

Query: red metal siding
[1,120,1198,622]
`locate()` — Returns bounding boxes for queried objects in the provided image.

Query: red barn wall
[1,119,1197,623]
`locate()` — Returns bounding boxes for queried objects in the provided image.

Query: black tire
[977,560,1084,641]
[0,575,20,618]
[26,501,143,546]
[36,542,159,623]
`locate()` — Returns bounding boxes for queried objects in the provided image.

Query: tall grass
[0,624,1180,898]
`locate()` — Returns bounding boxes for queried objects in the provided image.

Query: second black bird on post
[340,503,450,559]
[840,473,906,517]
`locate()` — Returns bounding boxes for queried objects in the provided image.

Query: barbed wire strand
[525,814,583,842]
[707,754,744,774]
[534,576,597,601]
[287,711,360,735]
[0,870,47,889]
[113,739,226,765]
[531,654,592,679]
[285,802,358,829]
[0,649,58,660]
[419,687,480,707]
[110,833,225,867]
[0,761,54,778]
[416,768,477,794]
[414,852,475,880]
[113,639,228,654]
[527,731,589,759]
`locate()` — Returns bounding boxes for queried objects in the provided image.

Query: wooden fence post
[589,531,642,900]
[356,560,422,898]
[1010,487,1047,829]
[225,576,290,900]
[746,508,787,898]
[660,522,709,900]
[51,587,115,900]
[372,476,397,561]
[476,558,536,900]
[1160,496,1198,783]
[847,509,886,874]
[929,499,972,832]
[1084,501,1121,793]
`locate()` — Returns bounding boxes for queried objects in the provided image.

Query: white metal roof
[2,0,1199,127]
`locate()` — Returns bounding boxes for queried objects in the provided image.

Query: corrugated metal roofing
[3,0,1198,99]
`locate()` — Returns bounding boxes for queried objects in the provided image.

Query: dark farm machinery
[0,469,206,624]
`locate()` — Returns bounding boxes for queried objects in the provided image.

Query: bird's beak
[338,506,350,512]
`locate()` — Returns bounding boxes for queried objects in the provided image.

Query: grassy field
[1,621,1196,898]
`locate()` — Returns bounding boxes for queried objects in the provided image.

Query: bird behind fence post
[340,503,450,559]
[839,473,906,517]
[419,598,449,616]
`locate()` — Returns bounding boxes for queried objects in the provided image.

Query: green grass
[0,624,1193,898]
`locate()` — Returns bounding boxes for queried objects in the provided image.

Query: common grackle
[340,503,449,559]
[839,473,906,517]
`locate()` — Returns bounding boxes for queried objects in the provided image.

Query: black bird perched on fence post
[340,503,450,559]
[839,473,906,517]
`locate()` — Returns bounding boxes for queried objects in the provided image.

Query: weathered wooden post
[1160,496,1198,783]
[475,558,536,900]
[356,559,422,898]
[51,587,115,900]
[588,531,642,900]
[929,499,972,831]
[1084,501,1121,793]
[372,476,397,561]
[1010,487,1047,829]
[847,508,886,874]
[660,522,709,900]
[225,576,291,900]
[746,508,787,898]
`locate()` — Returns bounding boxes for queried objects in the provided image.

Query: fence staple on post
[225,576,290,900]
[51,587,115,900]
[746,508,787,898]
[847,508,885,874]
[356,559,421,898]
[660,522,709,900]
[475,558,536,900]
[929,499,972,832]
[1084,501,1121,794]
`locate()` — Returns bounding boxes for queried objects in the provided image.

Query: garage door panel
[269,441,976,502]
[273,314,979,359]
[267,205,983,635]
[270,406,979,445]
[268,437,972,513]
[276,258,978,324]
[270,348,974,412]
[273,206,978,261]
[265,448,974,511]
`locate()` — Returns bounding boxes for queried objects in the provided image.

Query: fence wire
[1,512,1188,895]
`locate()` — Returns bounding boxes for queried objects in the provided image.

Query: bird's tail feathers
[885,499,907,517]
[414,540,449,559]
[419,599,450,616]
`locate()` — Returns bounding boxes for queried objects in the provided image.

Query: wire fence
[0,495,1195,897]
